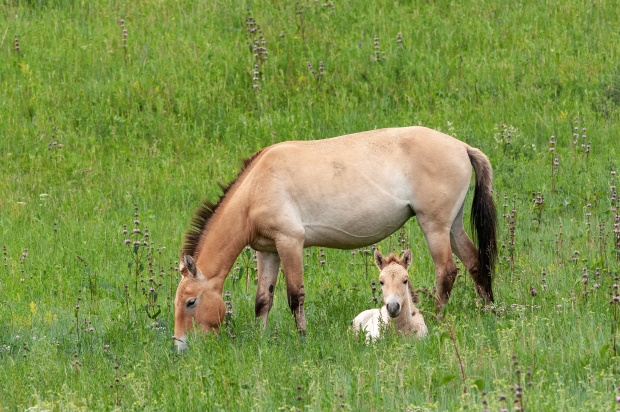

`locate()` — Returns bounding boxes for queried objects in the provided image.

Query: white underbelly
[302,202,413,249]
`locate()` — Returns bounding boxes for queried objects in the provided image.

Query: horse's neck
[194,201,250,290]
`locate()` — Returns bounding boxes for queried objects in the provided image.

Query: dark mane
[181,149,264,259]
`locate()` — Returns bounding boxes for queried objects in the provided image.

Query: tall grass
[1,0,619,410]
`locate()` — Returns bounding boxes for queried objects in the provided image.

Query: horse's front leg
[255,250,281,329]
[276,235,306,335]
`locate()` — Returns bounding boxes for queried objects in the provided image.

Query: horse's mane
[181,149,264,259]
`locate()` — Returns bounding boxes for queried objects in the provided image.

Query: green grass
[1,0,620,410]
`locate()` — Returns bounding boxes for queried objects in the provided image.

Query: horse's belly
[302,204,413,249]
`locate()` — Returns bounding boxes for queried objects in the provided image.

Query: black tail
[467,148,498,302]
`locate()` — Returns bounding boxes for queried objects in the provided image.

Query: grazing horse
[174,126,497,350]
[352,249,428,341]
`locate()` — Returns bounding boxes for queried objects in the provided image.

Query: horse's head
[375,249,412,318]
[173,254,226,351]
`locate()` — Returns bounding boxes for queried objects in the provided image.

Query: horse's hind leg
[255,251,281,329]
[450,204,493,303]
[417,215,458,309]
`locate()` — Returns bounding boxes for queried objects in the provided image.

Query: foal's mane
[383,253,404,266]
[181,149,264,259]
[407,280,419,304]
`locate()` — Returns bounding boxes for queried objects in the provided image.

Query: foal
[353,249,428,341]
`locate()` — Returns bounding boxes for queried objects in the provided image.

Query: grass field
[1,0,620,410]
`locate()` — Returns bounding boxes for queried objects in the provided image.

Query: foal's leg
[417,215,458,309]
[276,235,307,334]
[450,205,493,303]
[255,251,281,328]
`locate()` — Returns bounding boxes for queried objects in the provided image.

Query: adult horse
[174,126,497,350]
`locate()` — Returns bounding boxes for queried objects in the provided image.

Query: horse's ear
[183,254,197,278]
[374,249,385,269]
[402,249,412,270]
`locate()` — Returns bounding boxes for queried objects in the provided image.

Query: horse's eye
[403,279,408,285]
[379,281,384,286]
[186,298,197,308]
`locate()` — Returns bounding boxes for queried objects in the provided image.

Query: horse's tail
[467,147,498,302]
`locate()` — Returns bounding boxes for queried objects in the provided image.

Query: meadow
[1,0,620,410]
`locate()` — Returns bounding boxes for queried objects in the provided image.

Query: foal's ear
[401,249,412,270]
[183,254,198,278]
[374,249,385,269]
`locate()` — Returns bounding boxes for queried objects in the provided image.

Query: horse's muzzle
[173,335,188,351]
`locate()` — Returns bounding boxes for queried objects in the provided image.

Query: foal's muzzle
[386,302,401,318]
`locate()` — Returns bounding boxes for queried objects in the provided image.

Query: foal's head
[375,249,413,318]
[173,255,226,351]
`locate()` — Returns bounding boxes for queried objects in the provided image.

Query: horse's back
[268,126,470,159]
[255,126,474,198]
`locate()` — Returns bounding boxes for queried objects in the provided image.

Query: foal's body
[174,126,497,350]
[353,305,428,341]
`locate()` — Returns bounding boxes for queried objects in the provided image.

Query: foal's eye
[403,279,408,285]
[186,298,197,308]
[379,281,384,286]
